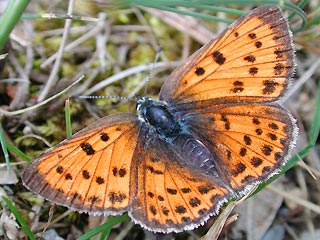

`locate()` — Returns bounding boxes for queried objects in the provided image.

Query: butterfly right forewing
[160,6,294,104]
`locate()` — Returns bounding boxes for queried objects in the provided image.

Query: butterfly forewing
[23,113,141,215]
[160,6,294,104]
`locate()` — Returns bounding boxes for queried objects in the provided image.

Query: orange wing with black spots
[130,139,233,233]
[185,103,297,192]
[22,113,141,215]
[160,6,294,104]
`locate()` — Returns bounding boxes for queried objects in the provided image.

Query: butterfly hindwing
[22,113,141,215]
[130,138,232,233]
[184,103,297,191]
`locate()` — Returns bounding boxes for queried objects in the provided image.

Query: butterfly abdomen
[173,134,219,177]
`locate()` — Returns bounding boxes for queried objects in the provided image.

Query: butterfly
[22,6,298,233]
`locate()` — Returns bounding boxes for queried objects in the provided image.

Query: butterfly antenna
[143,47,162,96]
[72,95,135,102]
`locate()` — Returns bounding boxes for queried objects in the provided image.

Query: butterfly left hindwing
[130,137,232,233]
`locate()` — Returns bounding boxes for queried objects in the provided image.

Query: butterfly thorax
[137,97,181,138]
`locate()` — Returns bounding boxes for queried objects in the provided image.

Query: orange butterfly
[23,6,298,233]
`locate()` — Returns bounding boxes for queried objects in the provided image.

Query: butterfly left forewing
[23,113,141,215]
